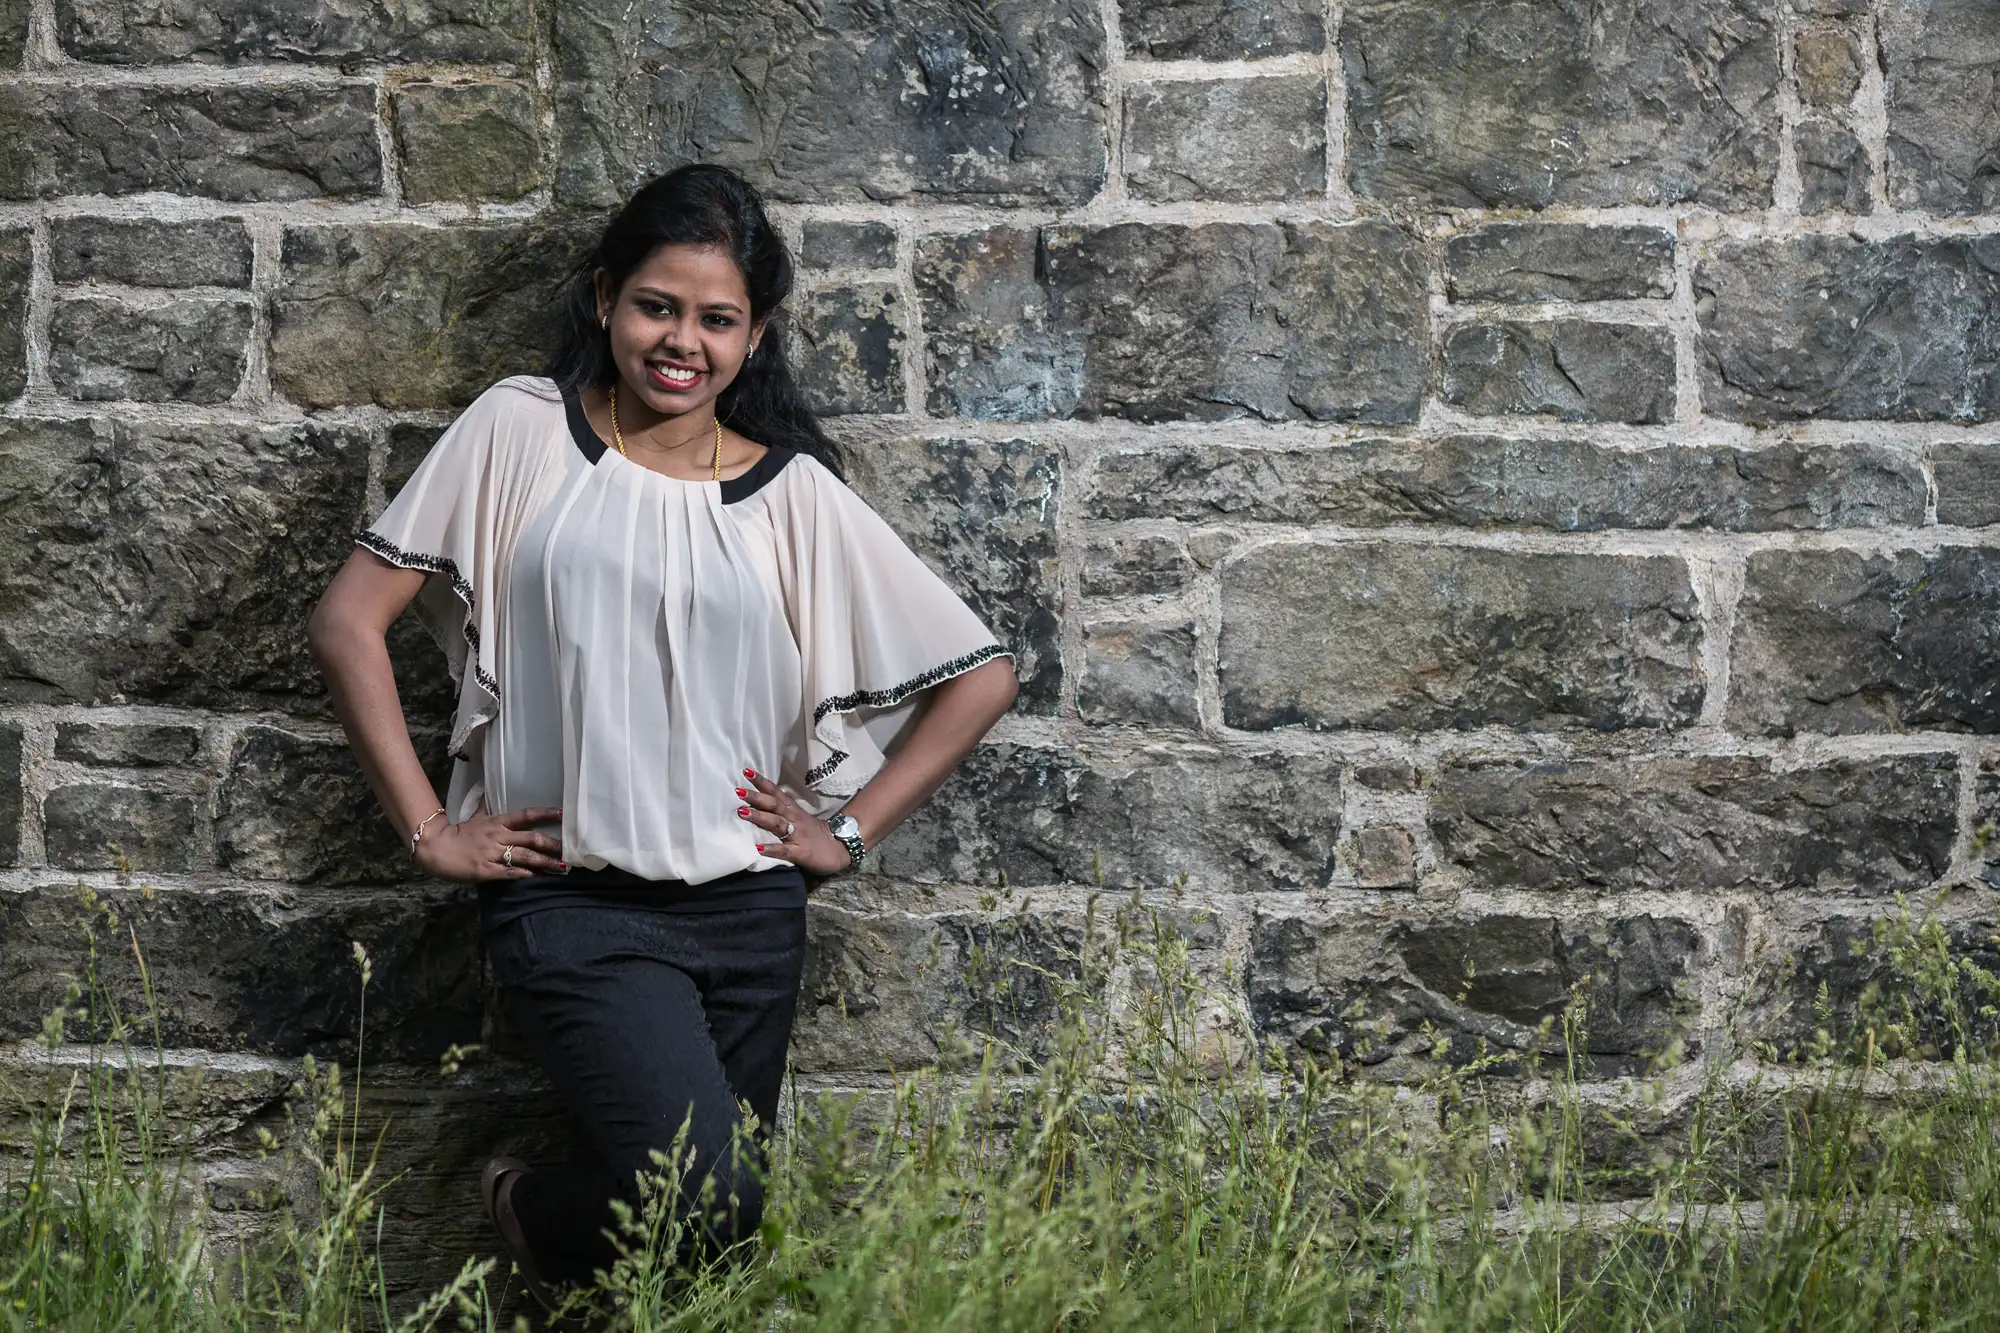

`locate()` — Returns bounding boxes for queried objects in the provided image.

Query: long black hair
[546,164,844,478]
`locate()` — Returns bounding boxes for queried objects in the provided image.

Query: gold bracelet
[409,806,447,858]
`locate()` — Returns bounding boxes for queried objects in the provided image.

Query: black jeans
[483,903,807,1286]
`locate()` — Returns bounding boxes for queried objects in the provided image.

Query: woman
[305,164,1018,1304]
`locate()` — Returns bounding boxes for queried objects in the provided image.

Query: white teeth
[652,364,698,382]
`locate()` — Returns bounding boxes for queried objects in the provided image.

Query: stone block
[1795,23,1862,107]
[1881,0,2000,214]
[1441,320,1675,424]
[1219,543,1702,732]
[216,726,447,886]
[1729,547,2000,735]
[0,0,23,67]
[1251,908,1703,1075]
[1696,235,2000,423]
[844,434,1062,714]
[55,0,533,63]
[1432,753,1958,893]
[1085,437,1924,531]
[1976,759,2000,889]
[0,226,25,400]
[1353,761,1416,793]
[1344,826,1415,888]
[55,722,201,767]
[49,294,252,404]
[393,78,541,205]
[1933,442,2000,527]
[552,0,1107,208]
[1122,0,1322,59]
[1343,0,1780,209]
[1123,76,1325,203]
[1078,614,1199,728]
[1081,533,1191,598]
[42,783,199,871]
[1796,116,1872,215]
[919,221,1427,424]
[0,882,484,1062]
[1444,224,1674,303]
[791,282,903,415]
[0,416,367,711]
[874,741,1342,892]
[0,83,380,201]
[0,721,20,866]
[801,221,896,270]
[50,217,254,289]
[271,218,595,410]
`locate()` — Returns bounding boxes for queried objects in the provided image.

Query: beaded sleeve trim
[804,643,1011,787]
[354,530,502,705]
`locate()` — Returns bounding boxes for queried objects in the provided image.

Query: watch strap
[826,814,866,869]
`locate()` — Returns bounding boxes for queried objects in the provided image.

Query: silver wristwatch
[824,813,866,869]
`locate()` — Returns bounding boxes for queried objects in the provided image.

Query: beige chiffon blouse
[358,375,1009,884]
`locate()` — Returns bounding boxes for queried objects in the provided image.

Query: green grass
[8,885,2000,1331]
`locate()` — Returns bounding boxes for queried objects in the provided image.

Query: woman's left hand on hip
[736,768,855,876]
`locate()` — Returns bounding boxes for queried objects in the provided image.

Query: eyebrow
[630,286,744,314]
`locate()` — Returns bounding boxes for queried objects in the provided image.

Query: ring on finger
[502,845,515,868]
[782,819,795,838]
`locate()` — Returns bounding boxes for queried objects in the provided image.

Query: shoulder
[437,376,568,459]
[463,374,564,420]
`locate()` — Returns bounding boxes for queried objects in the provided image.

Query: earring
[599,312,608,330]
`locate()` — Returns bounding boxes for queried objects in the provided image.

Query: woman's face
[595,243,764,421]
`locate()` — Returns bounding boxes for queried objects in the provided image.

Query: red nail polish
[755,844,765,852]
[743,767,755,778]
[734,787,747,798]
[738,807,750,816]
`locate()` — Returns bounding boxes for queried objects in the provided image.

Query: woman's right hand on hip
[416,805,566,882]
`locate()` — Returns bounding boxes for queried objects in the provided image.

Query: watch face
[829,814,859,837]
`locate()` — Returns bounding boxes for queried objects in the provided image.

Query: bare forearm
[308,621,446,843]
[836,657,1017,849]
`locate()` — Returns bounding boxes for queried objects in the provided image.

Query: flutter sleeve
[776,456,1013,805]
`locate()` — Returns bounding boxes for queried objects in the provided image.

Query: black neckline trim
[562,386,794,503]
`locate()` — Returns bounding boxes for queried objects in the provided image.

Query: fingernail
[557,862,568,870]
[743,767,755,778]
[755,843,765,852]
[737,807,750,817]
[734,787,747,798]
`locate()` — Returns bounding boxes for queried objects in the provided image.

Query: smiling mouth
[647,361,705,392]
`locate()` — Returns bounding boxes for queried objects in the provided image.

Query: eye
[636,300,671,317]
[703,314,735,328]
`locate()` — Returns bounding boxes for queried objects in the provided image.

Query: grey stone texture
[1086,438,1925,531]
[553,0,1108,208]
[1934,442,2000,527]
[55,722,201,767]
[1881,0,2000,215]
[50,294,253,403]
[1697,235,2000,423]
[393,78,541,205]
[1122,0,1323,59]
[42,783,199,870]
[0,83,381,200]
[1795,23,1862,108]
[1729,547,2000,735]
[1343,0,1782,209]
[1440,320,1676,424]
[1081,533,1192,598]
[1444,224,1675,304]
[55,0,534,63]
[792,283,904,415]
[1795,116,1873,215]
[1123,77,1326,203]
[50,217,254,288]
[216,726,446,885]
[801,221,896,270]
[0,722,19,866]
[0,0,24,67]
[0,227,25,400]
[1078,614,1200,728]
[919,221,1427,424]
[1218,543,1703,732]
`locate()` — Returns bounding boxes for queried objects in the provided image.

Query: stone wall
[4,0,2000,1296]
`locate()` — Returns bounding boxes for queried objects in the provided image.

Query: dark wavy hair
[546,164,844,477]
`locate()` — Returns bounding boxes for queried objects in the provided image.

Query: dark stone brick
[1934,441,2000,527]
[876,742,1342,892]
[1081,533,1191,598]
[1696,235,2000,423]
[845,434,1061,714]
[0,227,25,401]
[50,294,253,404]
[553,0,1107,208]
[0,0,24,67]
[272,218,595,410]
[1882,0,2000,215]
[0,83,380,201]
[1730,547,2000,735]
[1796,23,1862,107]
[0,416,367,711]
[42,783,199,871]
[1433,753,1958,893]
[1078,615,1199,728]
[1220,543,1702,732]
[1122,0,1322,59]
[1343,0,1780,209]
[1344,826,1415,888]
[50,217,254,289]
[56,0,533,64]
[55,722,201,767]
[1441,320,1675,424]
[1444,224,1674,303]
[1087,437,1925,531]
[1796,116,1872,216]
[382,421,446,499]
[0,722,19,867]
[801,221,897,270]
[0,882,484,1062]
[792,282,903,415]
[393,78,541,205]
[1251,909,1702,1075]
[1354,761,1416,793]
[217,726,448,886]
[1975,758,2000,890]
[919,221,1427,424]
[1123,76,1325,202]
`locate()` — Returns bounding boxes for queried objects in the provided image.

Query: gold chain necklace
[609,381,722,481]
